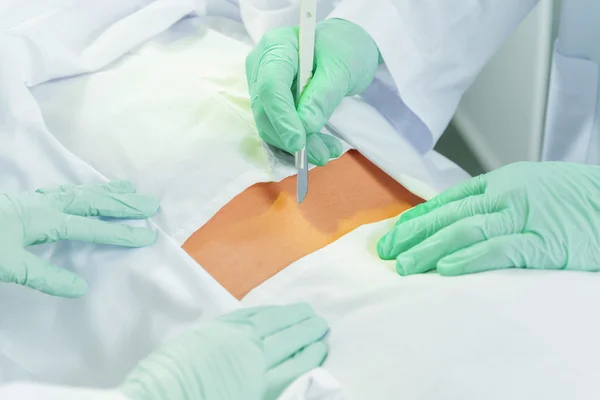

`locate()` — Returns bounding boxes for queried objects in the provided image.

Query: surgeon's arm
[246,0,539,164]
[328,0,539,147]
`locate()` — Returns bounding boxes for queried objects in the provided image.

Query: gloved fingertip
[284,133,305,154]
[151,197,161,211]
[376,234,394,260]
[395,255,412,276]
[329,141,344,159]
[140,197,160,217]
[307,150,328,167]
[306,132,332,166]
[321,135,344,159]
[437,259,463,277]
[128,228,158,247]
[57,278,89,298]
[144,229,159,246]
[71,278,89,297]
[312,316,330,335]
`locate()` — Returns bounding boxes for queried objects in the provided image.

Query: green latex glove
[246,18,381,166]
[377,162,600,276]
[0,180,159,297]
[120,303,329,400]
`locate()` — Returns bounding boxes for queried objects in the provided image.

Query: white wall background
[452,0,557,171]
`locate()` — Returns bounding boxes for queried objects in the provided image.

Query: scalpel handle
[295,0,317,203]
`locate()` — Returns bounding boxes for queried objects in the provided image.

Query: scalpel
[295,0,317,203]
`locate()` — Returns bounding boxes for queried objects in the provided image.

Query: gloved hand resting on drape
[120,303,329,400]
[378,162,600,276]
[0,180,159,297]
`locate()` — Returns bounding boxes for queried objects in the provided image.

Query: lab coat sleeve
[0,382,129,400]
[328,0,539,148]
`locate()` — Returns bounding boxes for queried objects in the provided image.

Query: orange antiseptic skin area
[182,150,424,299]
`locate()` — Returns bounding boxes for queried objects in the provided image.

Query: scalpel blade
[296,148,308,202]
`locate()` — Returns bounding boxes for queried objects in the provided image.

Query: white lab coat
[329,0,600,164]
[1,0,595,398]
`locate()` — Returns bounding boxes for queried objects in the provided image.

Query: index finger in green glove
[393,212,515,276]
[306,132,344,167]
[44,190,160,219]
[27,213,157,247]
[37,181,159,219]
[437,233,546,276]
[377,194,491,260]
[397,175,487,225]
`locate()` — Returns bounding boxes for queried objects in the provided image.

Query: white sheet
[0,0,469,397]
[0,0,247,389]
[30,17,303,243]
[0,16,239,395]
[244,219,600,399]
